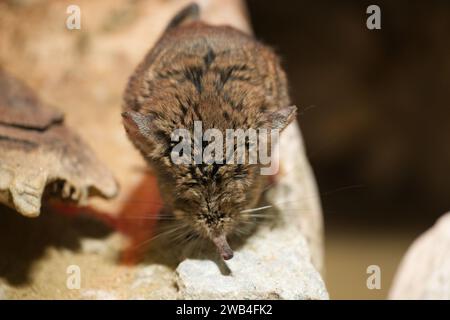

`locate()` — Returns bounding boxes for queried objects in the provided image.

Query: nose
[212,233,234,260]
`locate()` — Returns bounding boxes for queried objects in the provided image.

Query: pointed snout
[212,234,234,260]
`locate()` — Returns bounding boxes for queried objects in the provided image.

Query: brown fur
[122,4,295,259]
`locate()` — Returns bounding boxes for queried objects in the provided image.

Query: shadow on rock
[0,204,112,286]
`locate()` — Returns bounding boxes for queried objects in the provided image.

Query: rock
[128,265,178,300]
[81,289,119,300]
[389,213,450,299]
[0,69,118,217]
[267,122,324,273]
[176,224,328,300]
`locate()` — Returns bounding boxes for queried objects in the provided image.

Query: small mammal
[122,3,296,260]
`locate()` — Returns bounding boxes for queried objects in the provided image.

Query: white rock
[176,225,328,300]
[81,289,119,300]
[389,213,450,299]
[128,265,177,299]
[267,122,324,273]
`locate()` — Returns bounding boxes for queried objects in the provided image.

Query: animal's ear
[121,111,155,146]
[270,105,297,131]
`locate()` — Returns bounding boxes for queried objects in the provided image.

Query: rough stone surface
[176,225,328,300]
[389,213,450,300]
[0,69,118,217]
[267,122,324,273]
[81,289,119,300]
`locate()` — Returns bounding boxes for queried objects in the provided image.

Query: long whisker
[169,228,196,245]
[131,222,188,250]
[265,184,365,207]
[121,200,165,205]
[240,200,323,215]
[240,205,272,213]
[241,208,340,220]
[119,215,178,220]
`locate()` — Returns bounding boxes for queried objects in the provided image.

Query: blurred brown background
[247,0,450,298]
